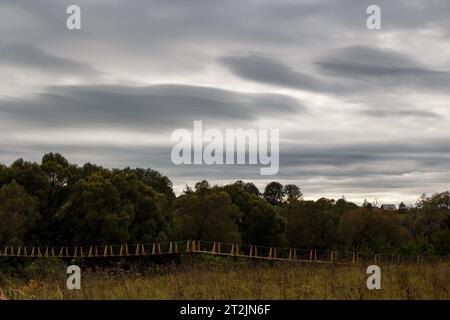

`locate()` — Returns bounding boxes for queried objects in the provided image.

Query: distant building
[380,204,397,211]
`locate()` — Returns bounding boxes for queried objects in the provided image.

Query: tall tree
[220,181,286,246]
[284,184,302,202]
[173,185,241,243]
[279,199,338,249]
[263,182,285,206]
[0,181,40,244]
[243,198,286,246]
[244,182,260,196]
[41,153,76,214]
[56,171,169,244]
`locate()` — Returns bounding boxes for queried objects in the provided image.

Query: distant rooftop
[380,204,397,211]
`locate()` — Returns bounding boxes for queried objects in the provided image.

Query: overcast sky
[1,0,450,204]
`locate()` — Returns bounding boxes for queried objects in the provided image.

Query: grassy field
[1,257,449,300]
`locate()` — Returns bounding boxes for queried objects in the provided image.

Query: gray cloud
[0,42,98,76]
[280,139,450,169]
[2,136,450,204]
[221,47,450,95]
[220,54,347,93]
[1,0,450,203]
[0,84,304,130]
[316,46,450,92]
[363,106,440,119]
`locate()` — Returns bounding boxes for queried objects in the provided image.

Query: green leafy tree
[430,230,450,255]
[56,171,169,244]
[398,202,408,213]
[173,185,241,243]
[56,173,130,244]
[220,181,286,246]
[284,184,302,202]
[334,197,358,214]
[243,198,286,246]
[414,192,450,239]
[279,199,338,249]
[244,182,260,196]
[41,153,76,213]
[337,208,410,252]
[0,181,40,244]
[263,182,285,206]
[124,167,176,206]
[8,159,49,206]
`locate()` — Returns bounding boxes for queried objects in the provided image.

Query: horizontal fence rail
[0,240,445,265]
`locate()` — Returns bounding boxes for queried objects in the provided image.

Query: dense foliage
[0,154,449,255]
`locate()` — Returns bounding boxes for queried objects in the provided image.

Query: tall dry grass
[1,257,449,300]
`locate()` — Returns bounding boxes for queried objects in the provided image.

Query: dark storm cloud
[0,84,305,130]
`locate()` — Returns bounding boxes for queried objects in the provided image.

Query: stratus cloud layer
[0,0,450,204]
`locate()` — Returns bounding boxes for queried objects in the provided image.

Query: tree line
[0,153,449,256]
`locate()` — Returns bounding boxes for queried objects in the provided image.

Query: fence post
[135,244,140,256]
